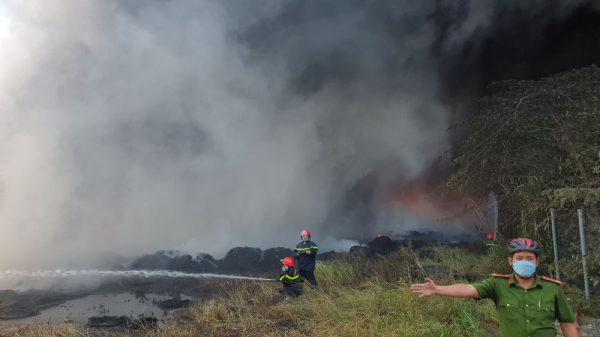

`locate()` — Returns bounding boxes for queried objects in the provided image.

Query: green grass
[15,246,594,337]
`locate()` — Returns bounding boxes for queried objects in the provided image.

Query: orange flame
[387,175,472,220]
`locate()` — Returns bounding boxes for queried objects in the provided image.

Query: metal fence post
[577,209,590,300]
[550,208,560,280]
[491,192,498,241]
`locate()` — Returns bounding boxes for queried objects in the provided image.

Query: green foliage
[443,66,600,235]
[570,295,600,317]
[430,246,511,279]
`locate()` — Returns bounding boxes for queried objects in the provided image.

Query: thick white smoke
[0,0,594,269]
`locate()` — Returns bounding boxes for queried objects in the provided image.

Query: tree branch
[514,95,530,121]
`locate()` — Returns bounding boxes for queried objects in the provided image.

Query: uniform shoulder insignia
[541,276,562,285]
[491,273,510,278]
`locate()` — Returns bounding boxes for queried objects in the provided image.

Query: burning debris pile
[347,230,474,258]
[127,247,296,275]
[125,230,475,275]
[128,252,218,273]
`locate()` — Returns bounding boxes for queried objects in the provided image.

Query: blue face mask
[512,260,537,277]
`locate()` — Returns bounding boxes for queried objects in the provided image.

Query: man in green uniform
[410,238,578,337]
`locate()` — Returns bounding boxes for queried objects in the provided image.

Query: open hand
[410,278,437,298]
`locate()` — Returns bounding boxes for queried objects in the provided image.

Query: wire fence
[540,209,600,298]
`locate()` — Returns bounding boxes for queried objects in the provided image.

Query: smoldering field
[1,0,599,272]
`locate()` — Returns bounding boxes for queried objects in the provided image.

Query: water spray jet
[0,270,275,282]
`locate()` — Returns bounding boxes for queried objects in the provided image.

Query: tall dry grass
[15,245,593,337]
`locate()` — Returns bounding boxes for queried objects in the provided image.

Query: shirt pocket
[535,300,556,325]
[498,299,521,321]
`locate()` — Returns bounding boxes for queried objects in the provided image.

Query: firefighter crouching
[295,229,319,287]
[278,257,304,297]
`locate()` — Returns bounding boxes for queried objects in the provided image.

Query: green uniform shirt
[472,273,576,337]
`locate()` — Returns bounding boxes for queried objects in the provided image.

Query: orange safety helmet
[486,233,494,241]
[281,257,295,267]
[301,229,311,238]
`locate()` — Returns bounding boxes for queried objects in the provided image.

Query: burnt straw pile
[127,231,473,276]
[86,315,158,330]
[128,247,306,275]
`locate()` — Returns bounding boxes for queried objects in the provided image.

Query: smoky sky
[0,0,598,269]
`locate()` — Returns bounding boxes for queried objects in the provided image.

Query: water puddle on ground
[5,293,193,324]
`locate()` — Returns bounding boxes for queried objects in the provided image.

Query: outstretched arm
[410,278,479,298]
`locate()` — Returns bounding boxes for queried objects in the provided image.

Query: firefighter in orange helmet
[295,229,319,287]
[278,257,303,297]
[484,233,499,253]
